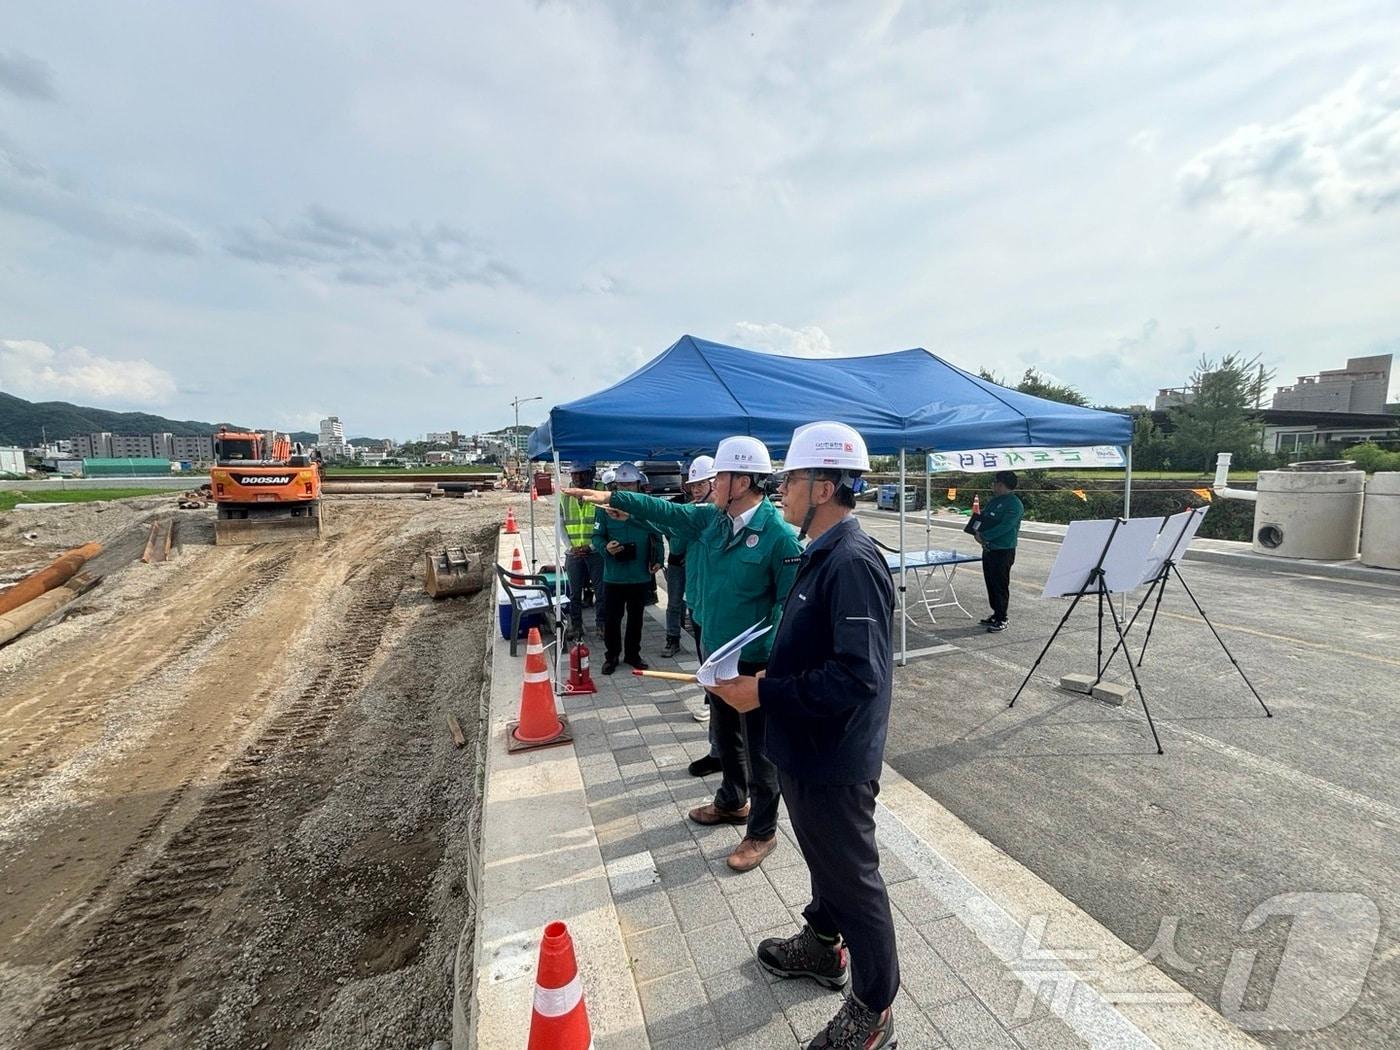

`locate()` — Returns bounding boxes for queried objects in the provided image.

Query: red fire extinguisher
[567,641,597,695]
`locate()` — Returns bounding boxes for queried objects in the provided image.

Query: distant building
[1154,386,1194,411]
[171,434,214,463]
[425,430,460,446]
[318,416,347,459]
[76,432,113,458]
[424,450,454,464]
[1,447,26,476]
[74,432,211,463]
[1272,354,1392,415]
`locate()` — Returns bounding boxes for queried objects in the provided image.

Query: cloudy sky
[2,1,1399,439]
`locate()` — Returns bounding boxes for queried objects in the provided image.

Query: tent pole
[1124,444,1133,519]
[553,450,565,692]
[924,453,931,553]
[899,449,907,666]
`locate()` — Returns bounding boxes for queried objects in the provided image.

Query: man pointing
[709,421,900,1050]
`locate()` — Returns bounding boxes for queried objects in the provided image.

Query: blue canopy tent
[529,335,1133,662]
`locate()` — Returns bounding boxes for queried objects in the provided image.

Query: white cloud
[732,322,839,358]
[0,339,178,405]
[1178,65,1400,230]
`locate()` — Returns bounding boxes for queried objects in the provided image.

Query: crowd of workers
[555,423,1025,1049]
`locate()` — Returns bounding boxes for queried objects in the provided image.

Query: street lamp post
[511,395,543,563]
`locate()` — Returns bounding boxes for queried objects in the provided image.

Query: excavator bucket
[423,547,485,598]
[214,502,324,546]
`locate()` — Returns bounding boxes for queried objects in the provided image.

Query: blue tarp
[529,335,1131,461]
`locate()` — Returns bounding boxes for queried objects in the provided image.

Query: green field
[0,488,172,512]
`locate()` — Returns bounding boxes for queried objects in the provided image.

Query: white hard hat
[601,468,617,485]
[686,455,717,483]
[614,462,647,485]
[713,436,773,475]
[781,421,871,474]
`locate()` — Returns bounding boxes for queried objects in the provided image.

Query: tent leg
[899,449,907,666]
[1122,444,1133,618]
[553,451,565,693]
[924,454,931,553]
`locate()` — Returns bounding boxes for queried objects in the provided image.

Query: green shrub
[1342,443,1400,473]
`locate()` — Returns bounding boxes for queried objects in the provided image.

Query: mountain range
[0,392,382,448]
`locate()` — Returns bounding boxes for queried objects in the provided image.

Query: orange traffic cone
[508,628,572,752]
[509,547,526,584]
[527,921,593,1050]
[505,506,518,534]
[971,494,981,516]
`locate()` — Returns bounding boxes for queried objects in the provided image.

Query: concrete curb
[456,525,647,1050]
[862,508,1400,588]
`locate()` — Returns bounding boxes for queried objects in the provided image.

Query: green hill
[0,392,386,447]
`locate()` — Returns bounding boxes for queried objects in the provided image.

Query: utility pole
[509,395,542,464]
[510,395,544,563]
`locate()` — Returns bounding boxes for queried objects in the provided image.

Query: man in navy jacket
[710,421,899,1050]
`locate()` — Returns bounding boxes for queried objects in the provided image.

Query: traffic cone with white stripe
[505,506,519,534]
[509,547,526,584]
[508,628,572,752]
[527,921,592,1050]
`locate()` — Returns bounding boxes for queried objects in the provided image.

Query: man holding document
[564,435,801,872]
[709,421,900,1050]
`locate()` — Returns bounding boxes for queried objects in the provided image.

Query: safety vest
[560,493,596,545]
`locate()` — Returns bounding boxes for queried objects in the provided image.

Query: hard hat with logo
[781,421,871,476]
[713,436,773,475]
[686,455,717,484]
[613,462,647,485]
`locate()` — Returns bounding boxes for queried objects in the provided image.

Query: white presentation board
[1042,517,1164,598]
[1137,507,1209,586]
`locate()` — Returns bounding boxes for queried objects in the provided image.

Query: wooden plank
[447,714,466,749]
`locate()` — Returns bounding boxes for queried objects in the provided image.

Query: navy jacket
[759,516,895,785]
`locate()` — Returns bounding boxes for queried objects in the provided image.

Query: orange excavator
[209,428,323,545]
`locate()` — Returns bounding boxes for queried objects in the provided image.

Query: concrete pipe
[1360,472,1400,570]
[0,542,102,616]
[1252,465,1365,561]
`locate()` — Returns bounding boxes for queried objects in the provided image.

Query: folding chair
[494,563,571,658]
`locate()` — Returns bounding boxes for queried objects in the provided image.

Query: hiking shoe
[692,702,711,723]
[986,620,1009,633]
[661,637,682,658]
[807,997,895,1049]
[757,925,849,990]
[688,801,750,826]
[687,754,722,777]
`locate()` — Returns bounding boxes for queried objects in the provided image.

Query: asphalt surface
[857,508,1400,1050]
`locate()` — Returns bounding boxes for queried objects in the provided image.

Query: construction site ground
[0,492,505,1049]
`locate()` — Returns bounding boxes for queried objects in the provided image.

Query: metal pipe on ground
[322,482,441,494]
[0,542,102,616]
[0,573,100,646]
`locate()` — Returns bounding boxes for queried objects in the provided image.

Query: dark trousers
[566,550,606,631]
[711,659,780,840]
[603,581,647,662]
[781,773,900,1012]
[981,547,1016,621]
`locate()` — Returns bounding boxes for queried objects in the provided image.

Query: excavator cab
[210,429,324,545]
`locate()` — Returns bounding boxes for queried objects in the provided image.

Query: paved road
[857,508,1400,1050]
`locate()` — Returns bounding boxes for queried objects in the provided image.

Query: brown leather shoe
[688,801,750,826]
[727,835,777,872]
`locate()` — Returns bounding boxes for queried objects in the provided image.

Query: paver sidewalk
[569,594,1162,1049]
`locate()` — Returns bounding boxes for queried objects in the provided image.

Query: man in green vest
[565,435,801,872]
[560,461,606,639]
[976,470,1025,633]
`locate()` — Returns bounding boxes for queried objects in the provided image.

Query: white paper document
[696,620,773,686]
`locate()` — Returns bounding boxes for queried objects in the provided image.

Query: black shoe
[626,656,649,671]
[756,925,849,990]
[660,637,682,658]
[687,754,722,777]
[987,620,1009,633]
[807,997,895,1049]
[602,659,618,675]
[978,616,998,627]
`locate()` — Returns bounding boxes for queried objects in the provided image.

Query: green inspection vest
[593,509,665,585]
[559,492,596,547]
[610,491,801,663]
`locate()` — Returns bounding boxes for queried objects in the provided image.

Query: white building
[318,416,348,459]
